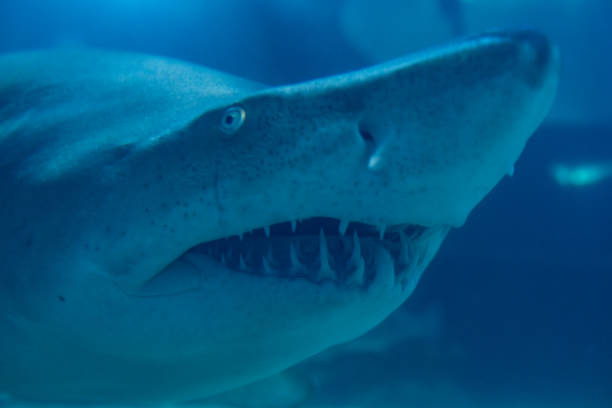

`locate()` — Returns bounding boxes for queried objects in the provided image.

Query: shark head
[0,30,558,403]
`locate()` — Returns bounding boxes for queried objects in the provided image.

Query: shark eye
[219,106,246,135]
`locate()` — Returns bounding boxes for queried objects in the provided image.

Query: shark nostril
[358,125,376,147]
[357,123,382,170]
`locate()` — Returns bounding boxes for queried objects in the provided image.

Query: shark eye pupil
[219,106,246,135]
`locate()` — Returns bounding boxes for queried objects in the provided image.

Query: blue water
[1,1,610,406]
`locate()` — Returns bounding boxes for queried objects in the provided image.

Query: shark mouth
[188,218,449,290]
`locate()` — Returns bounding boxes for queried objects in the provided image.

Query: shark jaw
[182,218,449,293]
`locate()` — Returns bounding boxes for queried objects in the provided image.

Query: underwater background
[1,0,610,407]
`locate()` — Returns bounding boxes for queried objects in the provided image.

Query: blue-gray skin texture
[0,31,558,404]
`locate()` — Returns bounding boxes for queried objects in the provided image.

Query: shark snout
[223,30,560,229]
[330,30,560,227]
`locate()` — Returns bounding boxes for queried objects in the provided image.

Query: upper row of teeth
[243,220,388,240]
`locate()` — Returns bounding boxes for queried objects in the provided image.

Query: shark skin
[0,31,558,405]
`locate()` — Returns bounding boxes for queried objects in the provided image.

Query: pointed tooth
[347,230,365,285]
[220,253,226,265]
[347,254,365,286]
[350,230,361,264]
[338,219,349,236]
[378,224,386,240]
[262,255,275,275]
[318,265,336,281]
[264,225,271,238]
[319,229,329,267]
[266,248,277,266]
[399,230,410,265]
[239,232,244,241]
[291,220,297,233]
[290,241,302,268]
[239,254,247,271]
[318,229,335,280]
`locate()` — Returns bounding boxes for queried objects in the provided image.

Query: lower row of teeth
[205,229,414,285]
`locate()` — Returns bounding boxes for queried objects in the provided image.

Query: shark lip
[185,218,449,290]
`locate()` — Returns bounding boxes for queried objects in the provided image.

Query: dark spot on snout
[58,295,65,302]
[360,129,374,144]
[358,123,378,167]
[358,124,376,147]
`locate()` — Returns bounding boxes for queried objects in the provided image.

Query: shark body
[0,31,558,404]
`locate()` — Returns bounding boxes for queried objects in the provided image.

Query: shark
[0,31,558,405]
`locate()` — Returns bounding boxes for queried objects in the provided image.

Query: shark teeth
[346,231,365,286]
[349,230,362,264]
[378,224,386,240]
[262,255,275,275]
[399,230,410,266]
[317,229,336,281]
[338,219,349,236]
[289,241,307,274]
[197,217,432,288]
